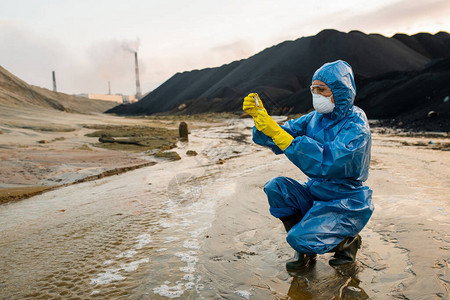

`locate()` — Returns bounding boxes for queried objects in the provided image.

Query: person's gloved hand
[255,109,294,151]
[243,93,266,117]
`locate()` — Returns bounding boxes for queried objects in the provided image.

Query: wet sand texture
[0,117,448,298]
[0,104,225,203]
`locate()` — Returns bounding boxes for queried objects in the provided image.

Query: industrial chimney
[52,71,57,92]
[134,52,142,100]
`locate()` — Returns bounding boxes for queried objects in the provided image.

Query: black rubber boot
[286,252,316,271]
[329,235,362,266]
[280,213,316,271]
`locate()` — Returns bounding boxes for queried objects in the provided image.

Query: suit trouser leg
[264,176,316,269]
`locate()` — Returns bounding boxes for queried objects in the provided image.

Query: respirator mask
[312,94,335,114]
[310,84,335,114]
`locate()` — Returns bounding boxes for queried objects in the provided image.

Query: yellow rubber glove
[243,93,266,117]
[254,109,294,151]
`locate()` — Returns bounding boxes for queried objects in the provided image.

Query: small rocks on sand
[186,150,197,156]
[155,151,181,161]
[179,122,189,142]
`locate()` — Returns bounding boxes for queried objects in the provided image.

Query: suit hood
[312,60,356,121]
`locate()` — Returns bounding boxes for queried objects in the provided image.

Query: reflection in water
[287,261,369,299]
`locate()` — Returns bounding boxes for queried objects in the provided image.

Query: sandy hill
[0,66,117,114]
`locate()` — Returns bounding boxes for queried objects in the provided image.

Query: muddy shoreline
[0,106,232,206]
[0,162,156,205]
[1,109,448,205]
[0,112,449,298]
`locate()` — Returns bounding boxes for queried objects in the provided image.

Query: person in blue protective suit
[242,60,373,270]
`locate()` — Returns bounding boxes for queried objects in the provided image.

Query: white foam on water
[116,249,137,258]
[90,268,125,286]
[159,219,198,229]
[183,274,195,281]
[189,227,208,238]
[183,239,200,249]
[159,221,181,228]
[149,166,227,298]
[135,233,152,249]
[235,290,252,299]
[185,282,195,289]
[153,283,185,299]
[174,251,198,264]
[180,266,195,273]
[90,290,100,296]
[179,219,198,227]
[164,236,180,243]
[121,258,149,272]
[92,234,153,286]
[159,202,178,214]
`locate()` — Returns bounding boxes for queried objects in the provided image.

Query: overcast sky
[1,0,449,96]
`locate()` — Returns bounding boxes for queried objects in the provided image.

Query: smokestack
[134,51,142,100]
[108,81,111,95]
[52,71,57,92]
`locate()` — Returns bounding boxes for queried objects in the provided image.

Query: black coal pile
[107,29,450,132]
[356,58,450,132]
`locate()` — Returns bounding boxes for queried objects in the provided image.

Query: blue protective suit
[252,60,374,255]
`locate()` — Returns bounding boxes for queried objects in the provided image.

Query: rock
[99,135,115,143]
[178,103,187,111]
[179,122,189,142]
[186,150,198,156]
[155,151,181,161]
[427,110,437,118]
[341,286,369,299]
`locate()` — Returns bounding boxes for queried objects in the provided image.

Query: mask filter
[312,94,335,114]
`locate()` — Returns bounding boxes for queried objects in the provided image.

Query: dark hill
[392,31,450,60]
[0,66,117,114]
[356,57,450,131]
[107,30,450,131]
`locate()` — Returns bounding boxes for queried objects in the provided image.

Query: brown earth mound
[0,65,117,113]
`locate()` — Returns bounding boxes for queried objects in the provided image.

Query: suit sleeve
[251,114,311,155]
[283,118,371,179]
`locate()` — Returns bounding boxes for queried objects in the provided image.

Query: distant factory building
[77,93,138,104]
[123,95,138,104]
[78,93,123,103]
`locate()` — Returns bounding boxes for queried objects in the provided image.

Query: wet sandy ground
[0,105,218,200]
[0,115,449,299]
